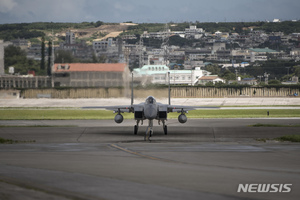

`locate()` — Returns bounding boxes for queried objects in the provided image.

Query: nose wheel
[163,125,167,135]
[145,120,153,141]
[134,125,138,135]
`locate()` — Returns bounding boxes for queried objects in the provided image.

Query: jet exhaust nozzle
[178,114,187,123]
[114,114,124,123]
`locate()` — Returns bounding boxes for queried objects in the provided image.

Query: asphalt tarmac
[0,119,300,200]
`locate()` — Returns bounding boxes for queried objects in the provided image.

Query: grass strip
[251,123,300,127]
[1,109,300,120]
[0,137,35,144]
[275,135,300,142]
[0,125,77,127]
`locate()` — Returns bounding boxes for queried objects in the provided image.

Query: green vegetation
[275,135,300,142]
[0,110,128,120]
[204,60,300,83]
[0,137,16,144]
[0,21,104,41]
[0,125,77,127]
[4,45,45,75]
[180,109,300,118]
[1,109,300,120]
[192,21,300,35]
[121,23,165,36]
[0,137,35,144]
[251,123,300,127]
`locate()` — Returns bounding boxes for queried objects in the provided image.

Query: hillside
[0,22,138,44]
[1,21,300,44]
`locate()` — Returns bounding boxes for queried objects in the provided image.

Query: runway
[0,119,300,200]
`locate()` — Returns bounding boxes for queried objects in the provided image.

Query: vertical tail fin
[168,72,171,105]
[131,73,134,105]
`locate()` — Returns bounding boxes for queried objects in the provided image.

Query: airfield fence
[16,86,300,98]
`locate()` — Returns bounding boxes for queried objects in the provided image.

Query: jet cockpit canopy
[145,96,156,104]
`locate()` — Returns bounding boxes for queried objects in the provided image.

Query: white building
[185,26,204,39]
[133,65,210,85]
[198,75,225,85]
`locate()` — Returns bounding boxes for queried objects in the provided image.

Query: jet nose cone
[144,106,157,120]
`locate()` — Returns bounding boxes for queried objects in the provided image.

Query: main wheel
[149,130,153,137]
[134,125,138,135]
[164,125,167,135]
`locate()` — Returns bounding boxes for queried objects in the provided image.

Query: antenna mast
[162,23,170,66]
[51,30,55,87]
[139,37,143,68]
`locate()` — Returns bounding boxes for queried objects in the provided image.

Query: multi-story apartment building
[66,31,75,44]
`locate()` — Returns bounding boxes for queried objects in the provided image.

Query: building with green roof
[249,48,278,53]
[249,48,280,62]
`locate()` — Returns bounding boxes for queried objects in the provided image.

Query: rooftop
[249,48,278,53]
[199,75,222,80]
[54,63,127,72]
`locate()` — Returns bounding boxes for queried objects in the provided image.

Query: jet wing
[167,105,219,112]
[83,105,134,113]
[83,103,146,113]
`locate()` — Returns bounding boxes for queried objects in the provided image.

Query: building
[53,63,129,87]
[66,31,75,44]
[249,48,279,62]
[133,65,209,85]
[26,44,43,61]
[59,41,94,60]
[10,38,30,50]
[185,26,204,39]
[239,78,258,85]
[197,75,225,85]
[0,75,51,89]
[282,76,299,85]
[93,38,115,51]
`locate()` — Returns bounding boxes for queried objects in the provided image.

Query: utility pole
[138,37,143,68]
[264,72,270,84]
[162,23,170,66]
[285,67,290,76]
[51,30,55,87]
[257,75,263,83]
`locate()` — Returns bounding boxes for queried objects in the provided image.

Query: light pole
[285,67,290,76]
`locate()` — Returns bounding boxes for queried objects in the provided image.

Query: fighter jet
[85,72,217,141]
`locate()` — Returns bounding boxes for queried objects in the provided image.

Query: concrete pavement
[0,119,299,200]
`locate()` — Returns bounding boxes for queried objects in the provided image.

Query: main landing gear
[159,120,168,135]
[134,120,142,135]
[134,119,167,141]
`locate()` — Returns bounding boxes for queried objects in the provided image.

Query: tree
[47,40,52,76]
[54,50,77,63]
[4,45,26,69]
[4,45,41,75]
[92,53,98,63]
[40,37,45,70]
[205,82,214,86]
[268,80,281,85]
[293,65,300,77]
[95,21,103,27]
[221,69,236,81]
[205,64,221,75]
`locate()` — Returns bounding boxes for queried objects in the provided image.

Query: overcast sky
[0,0,299,24]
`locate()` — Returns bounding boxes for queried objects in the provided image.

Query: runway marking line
[110,144,178,163]
[110,144,300,175]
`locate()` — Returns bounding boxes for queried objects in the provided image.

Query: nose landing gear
[144,120,153,141]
